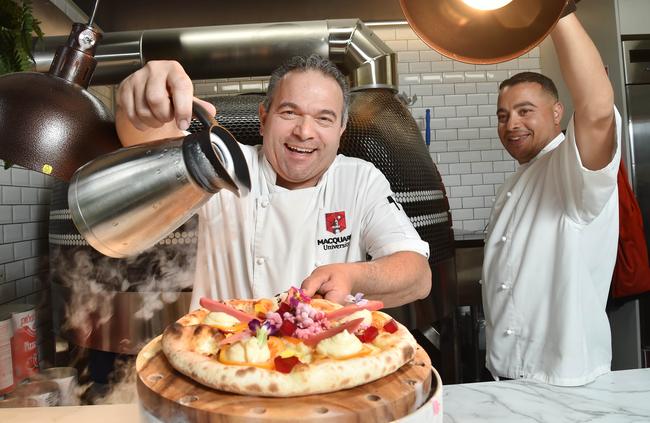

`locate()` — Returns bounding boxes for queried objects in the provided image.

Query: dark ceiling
[71,0,408,32]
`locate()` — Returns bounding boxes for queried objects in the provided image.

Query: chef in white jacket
[482,6,621,386]
[114,54,432,309]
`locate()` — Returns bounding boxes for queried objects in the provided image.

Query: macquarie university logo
[325,211,346,234]
[318,211,351,251]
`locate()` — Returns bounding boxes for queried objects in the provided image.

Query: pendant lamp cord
[88,0,100,26]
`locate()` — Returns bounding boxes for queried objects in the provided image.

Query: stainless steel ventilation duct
[34,19,397,91]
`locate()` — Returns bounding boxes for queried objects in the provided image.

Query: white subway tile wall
[0,164,52,305]
[0,86,113,305]
[381,24,539,232]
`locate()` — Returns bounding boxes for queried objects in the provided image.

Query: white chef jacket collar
[260,152,339,192]
[528,131,565,164]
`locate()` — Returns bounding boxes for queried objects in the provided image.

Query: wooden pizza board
[136,336,434,423]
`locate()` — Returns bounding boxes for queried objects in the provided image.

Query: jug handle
[191,100,219,129]
[187,100,252,193]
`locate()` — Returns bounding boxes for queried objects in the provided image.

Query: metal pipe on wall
[33,19,397,90]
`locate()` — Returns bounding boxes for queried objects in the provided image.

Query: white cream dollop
[316,330,363,358]
[194,336,220,356]
[337,309,372,327]
[224,337,271,363]
[203,311,240,327]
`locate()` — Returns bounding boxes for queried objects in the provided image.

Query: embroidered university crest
[325,211,346,234]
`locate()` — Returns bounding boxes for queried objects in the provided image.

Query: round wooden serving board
[136,336,434,423]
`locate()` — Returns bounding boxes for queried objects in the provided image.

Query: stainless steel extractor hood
[34,19,397,91]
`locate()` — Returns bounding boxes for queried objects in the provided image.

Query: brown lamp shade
[399,0,567,64]
[0,72,120,181]
[0,22,121,181]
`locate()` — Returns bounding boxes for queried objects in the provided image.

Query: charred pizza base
[161,305,417,397]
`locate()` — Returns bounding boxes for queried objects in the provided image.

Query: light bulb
[461,0,513,11]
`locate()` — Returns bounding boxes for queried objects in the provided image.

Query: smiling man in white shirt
[482,9,620,386]
[115,54,432,310]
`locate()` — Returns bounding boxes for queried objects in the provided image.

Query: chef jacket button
[478,279,483,285]
[506,191,512,198]
[501,235,507,242]
[256,257,265,265]
[261,200,270,208]
[500,283,510,290]
[505,328,514,336]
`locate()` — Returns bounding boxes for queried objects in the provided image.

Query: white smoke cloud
[50,218,197,406]
[91,359,138,405]
[59,250,119,340]
[52,225,196,340]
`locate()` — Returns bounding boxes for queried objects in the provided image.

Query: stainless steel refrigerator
[622,36,650,369]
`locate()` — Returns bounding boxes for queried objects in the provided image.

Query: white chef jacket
[190,144,429,308]
[482,108,621,386]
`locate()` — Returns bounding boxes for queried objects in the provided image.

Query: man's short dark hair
[499,71,559,102]
[263,54,350,126]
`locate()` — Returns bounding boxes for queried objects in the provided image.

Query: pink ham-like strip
[218,330,251,346]
[325,300,384,321]
[199,297,256,323]
[303,318,364,347]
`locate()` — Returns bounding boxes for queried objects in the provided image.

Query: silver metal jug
[68,104,251,258]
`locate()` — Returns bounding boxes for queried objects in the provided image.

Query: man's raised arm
[550,11,616,170]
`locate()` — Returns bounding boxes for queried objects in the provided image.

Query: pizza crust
[161,305,417,397]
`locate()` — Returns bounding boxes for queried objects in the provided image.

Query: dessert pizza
[161,288,418,397]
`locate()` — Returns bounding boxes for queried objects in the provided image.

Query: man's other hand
[300,263,358,305]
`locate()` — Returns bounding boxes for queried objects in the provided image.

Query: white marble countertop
[1,368,649,422]
[0,403,140,422]
[443,368,650,422]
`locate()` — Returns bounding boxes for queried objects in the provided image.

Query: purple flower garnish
[248,319,261,333]
[247,313,282,343]
[289,296,300,309]
[264,312,283,336]
[345,292,368,306]
[287,286,311,308]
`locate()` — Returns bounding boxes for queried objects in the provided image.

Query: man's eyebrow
[277,101,298,110]
[319,109,338,119]
[496,101,537,114]
[513,101,537,109]
[277,102,338,119]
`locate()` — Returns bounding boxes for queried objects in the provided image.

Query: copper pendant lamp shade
[399,0,568,64]
[0,2,121,181]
